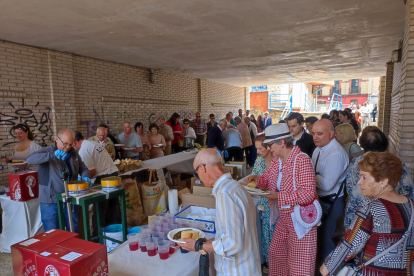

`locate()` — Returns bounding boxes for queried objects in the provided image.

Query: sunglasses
[193,164,207,179]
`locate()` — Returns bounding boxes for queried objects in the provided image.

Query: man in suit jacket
[207,119,227,151]
[286,112,316,157]
[263,111,273,129]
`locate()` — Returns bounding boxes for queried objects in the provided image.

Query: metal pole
[63,176,74,232]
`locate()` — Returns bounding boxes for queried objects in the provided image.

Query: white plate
[243,186,270,195]
[123,148,134,150]
[153,144,163,148]
[114,144,125,147]
[196,133,205,135]
[173,131,181,134]
[183,135,193,138]
[11,162,27,166]
[168,228,205,244]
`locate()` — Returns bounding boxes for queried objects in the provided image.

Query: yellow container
[68,180,89,195]
[101,176,121,192]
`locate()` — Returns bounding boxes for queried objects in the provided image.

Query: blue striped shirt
[212,173,261,276]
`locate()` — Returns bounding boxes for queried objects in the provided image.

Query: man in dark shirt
[207,119,227,152]
[287,112,316,157]
[329,110,341,123]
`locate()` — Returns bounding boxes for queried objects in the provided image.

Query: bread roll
[247,182,256,188]
[192,231,199,240]
[181,231,193,239]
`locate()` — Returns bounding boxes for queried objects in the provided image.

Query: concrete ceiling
[0,0,405,86]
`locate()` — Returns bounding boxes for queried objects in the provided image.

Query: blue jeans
[40,203,79,233]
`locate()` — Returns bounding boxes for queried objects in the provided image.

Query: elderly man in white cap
[246,123,319,276]
[262,111,272,129]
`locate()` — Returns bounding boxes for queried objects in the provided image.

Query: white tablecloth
[0,195,43,253]
[109,233,216,276]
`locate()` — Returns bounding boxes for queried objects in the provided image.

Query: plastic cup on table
[157,240,170,260]
[127,233,139,251]
[161,228,170,235]
[141,225,149,231]
[139,234,150,252]
[159,213,167,218]
[162,222,169,229]
[153,220,162,227]
[168,240,176,254]
[167,219,174,225]
[152,226,161,232]
[145,237,158,257]
[170,223,178,230]
[5,186,10,197]
[152,232,164,240]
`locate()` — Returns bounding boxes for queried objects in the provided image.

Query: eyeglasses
[210,118,215,120]
[193,164,206,179]
[266,140,279,148]
[184,123,189,125]
[57,136,74,148]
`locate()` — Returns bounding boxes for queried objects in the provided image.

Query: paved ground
[0,252,12,276]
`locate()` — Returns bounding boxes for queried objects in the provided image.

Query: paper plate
[114,144,125,147]
[167,228,205,244]
[243,186,270,196]
[153,144,163,148]
[123,148,134,150]
[11,162,27,166]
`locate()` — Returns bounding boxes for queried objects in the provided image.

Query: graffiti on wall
[0,98,54,147]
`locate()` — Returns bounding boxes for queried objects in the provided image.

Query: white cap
[264,111,269,114]
[263,123,292,144]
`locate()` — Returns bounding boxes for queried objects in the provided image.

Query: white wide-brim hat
[263,123,292,144]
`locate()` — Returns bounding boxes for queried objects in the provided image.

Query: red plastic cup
[145,237,158,257]
[158,240,170,260]
[129,241,139,251]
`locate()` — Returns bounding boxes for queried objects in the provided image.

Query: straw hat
[263,123,292,144]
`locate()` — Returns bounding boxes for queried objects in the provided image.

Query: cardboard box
[175,206,216,233]
[225,161,247,180]
[11,229,79,276]
[36,238,107,276]
[116,160,144,173]
[181,186,215,209]
[190,177,204,192]
[223,166,236,175]
[8,170,39,201]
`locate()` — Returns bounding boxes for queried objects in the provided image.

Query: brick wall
[0,40,246,186]
[386,0,414,176]
[382,62,394,136]
[377,76,386,130]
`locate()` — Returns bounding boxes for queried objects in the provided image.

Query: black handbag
[319,179,346,221]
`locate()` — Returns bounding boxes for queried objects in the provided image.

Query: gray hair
[57,128,75,138]
[244,117,251,123]
[218,119,227,126]
[274,136,294,148]
[234,116,242,123]
[194,148,222,167]
[226,124,234,129]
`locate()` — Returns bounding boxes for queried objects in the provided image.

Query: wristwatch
[195,238,207,255]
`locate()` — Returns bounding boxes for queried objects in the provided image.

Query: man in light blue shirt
[222,125,243,162]
[116,122,143,160]
[180,149,261,276]
[311,119,349,261]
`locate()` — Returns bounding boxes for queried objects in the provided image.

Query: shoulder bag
[336,199,414,276]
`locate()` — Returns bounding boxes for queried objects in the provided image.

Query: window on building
[351,79,359,94]
[331,80,340,95]
[350,100,358,106]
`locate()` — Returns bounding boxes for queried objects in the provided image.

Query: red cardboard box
[11,229,79,276]
[8,170,39,201]
[36,238,108,276]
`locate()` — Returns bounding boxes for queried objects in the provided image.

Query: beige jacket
[88,136,116,159]
[236,122,252,148]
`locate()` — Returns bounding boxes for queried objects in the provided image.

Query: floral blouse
[344,155,414,228]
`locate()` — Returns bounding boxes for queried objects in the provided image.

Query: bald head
[96,126,107,142]
[193,149,224,188]
[55,129,75,153]
[194,149,222,168]
[312,119,335,147]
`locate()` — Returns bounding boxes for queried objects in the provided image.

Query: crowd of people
[4,101,413,276]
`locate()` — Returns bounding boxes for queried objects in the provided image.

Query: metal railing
[268,93,292,120]
[304,94,315,112]
[328,93,343,111]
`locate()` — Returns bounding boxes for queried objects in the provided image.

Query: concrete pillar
[382,62,394,136]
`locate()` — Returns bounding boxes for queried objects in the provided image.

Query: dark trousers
[242,146,250,164]
[224,147,243,163]
[195,135,206,146]
[318,196,345,260]
[92,172,121,237]
[248,145,257,166]
[372,113,376,122]
[171,143,181,154]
